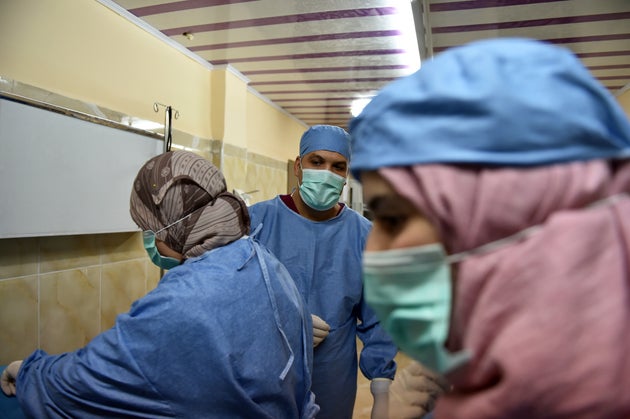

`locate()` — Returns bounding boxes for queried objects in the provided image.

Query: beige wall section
[617,89,630,119]
[0,0,213,139]
[221,144,290,204]
[0,234,162,363]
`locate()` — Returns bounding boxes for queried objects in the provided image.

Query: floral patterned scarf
[130,151,249,258]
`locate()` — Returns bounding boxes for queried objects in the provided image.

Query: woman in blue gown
[1,151,318,418]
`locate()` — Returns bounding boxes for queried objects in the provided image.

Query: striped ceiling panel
[111,0,630,129]
[110,0,421,129]
[424,0,630,93]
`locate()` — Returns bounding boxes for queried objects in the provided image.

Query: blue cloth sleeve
[16,319,174,418]
[356,295,398,380]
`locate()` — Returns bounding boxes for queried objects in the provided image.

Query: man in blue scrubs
[249,125,398,419]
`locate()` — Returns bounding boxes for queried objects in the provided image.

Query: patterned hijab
[130,151,250,258]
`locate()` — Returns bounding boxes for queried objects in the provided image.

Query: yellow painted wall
[223,68,249,149]
[246,91,306,161]
[0,0,213,138]
[617,89,630,119]
[210,68,227,142]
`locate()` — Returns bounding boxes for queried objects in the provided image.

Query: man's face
[294,150,348,181]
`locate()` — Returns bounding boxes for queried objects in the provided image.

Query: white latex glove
[1,360,23,397]
[389,360,450,419]
[311,314,330,347]
[370,378,392,419]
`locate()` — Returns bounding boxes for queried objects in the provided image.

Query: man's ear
[293,156,301,178]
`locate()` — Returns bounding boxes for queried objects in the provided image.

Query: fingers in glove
[1,369,14,396]
[1,361,22,397]
[403,372,447,395]
[390,361,448,417]
[400,390,438,411]
[390,383,436,418]
[313,327,330,338]
[311,314,330,332]
[312,314,330,347]
[391,374,441,404]
[389,391,430,419]
[313,331,329,347]
[404,360,451,393]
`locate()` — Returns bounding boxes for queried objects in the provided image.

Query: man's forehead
[303,150,348,163]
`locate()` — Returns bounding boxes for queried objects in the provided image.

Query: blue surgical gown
[15,237,319,419]
[249,197,397,419]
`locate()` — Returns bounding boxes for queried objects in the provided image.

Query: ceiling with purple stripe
[112,0,630,129]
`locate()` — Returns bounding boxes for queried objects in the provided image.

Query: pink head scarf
[380,160,630,418]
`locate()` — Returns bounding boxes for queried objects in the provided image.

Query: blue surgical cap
[349,38,630,178]
[300,125,351,161]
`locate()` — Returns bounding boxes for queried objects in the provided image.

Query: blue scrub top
[13,237,318,418]
[249,196,397,419]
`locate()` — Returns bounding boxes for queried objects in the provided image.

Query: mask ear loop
[155,212,194,236]
[445,193,630,265]
[292,158,304,199]
[446,224,542,265]
[150,209,201,278]
[297,159,303,186]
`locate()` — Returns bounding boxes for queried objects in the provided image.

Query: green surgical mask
[143,230,181,270]
[298,167,346,211]
[362,243,470,374]
[142,212,194,270]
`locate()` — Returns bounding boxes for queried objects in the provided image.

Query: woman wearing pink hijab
[349,38,630,418]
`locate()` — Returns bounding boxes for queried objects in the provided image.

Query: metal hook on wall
[153,102,180,152]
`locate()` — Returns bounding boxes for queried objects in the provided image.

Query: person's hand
[389,360,450,418]
[1,360,23,397]
[311,314,330,347]
[370,378,392,419]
